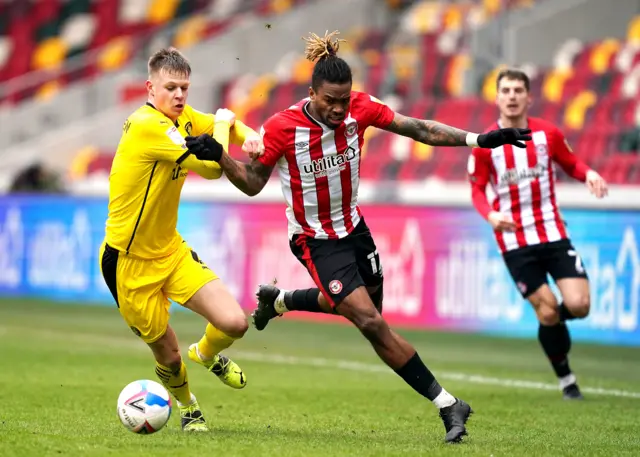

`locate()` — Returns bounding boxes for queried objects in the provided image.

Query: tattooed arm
[383,112,473,146]
[217,152,274,196]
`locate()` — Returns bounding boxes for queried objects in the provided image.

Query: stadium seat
[147,0,180,25]
[120,0,152,25]
[173,14,207,49]
[542,69,573,103]
[35,79,62,101]
[31,37,67,71]
[60,13,96,54]
[589,39,620,75]
[563,91,597,130]
[97,37,132,72]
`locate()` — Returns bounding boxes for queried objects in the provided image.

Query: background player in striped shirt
[468,68,608,400]
[185,31,531,443]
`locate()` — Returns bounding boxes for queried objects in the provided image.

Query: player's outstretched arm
[184,133,273,196]
[382,113,532,148]
[217,154,274,197]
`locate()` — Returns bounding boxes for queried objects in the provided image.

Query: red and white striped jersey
[468,117,589,253]
[258,91,395,240]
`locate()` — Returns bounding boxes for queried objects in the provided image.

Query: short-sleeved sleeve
[257,115,286,167]
[468,147,492,186]
[357,93,396,129]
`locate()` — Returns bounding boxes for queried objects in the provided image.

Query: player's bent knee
[218,314,249,338]
[536,305,560,326]
[355,314,387,343]
[565,295,591,318]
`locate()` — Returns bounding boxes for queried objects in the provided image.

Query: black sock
[538,323,572,378]
[394,352,443,401]
[558,303,577,322]
[283,288,324,313]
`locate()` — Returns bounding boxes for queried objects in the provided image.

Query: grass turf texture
[0,299,638,457]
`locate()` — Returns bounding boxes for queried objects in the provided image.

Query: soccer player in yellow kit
[99,48,260,432]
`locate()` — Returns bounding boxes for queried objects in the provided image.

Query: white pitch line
[233,351,640,399]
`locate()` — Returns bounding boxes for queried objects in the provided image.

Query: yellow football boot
[179,395,208,432]
[188,344,247,389]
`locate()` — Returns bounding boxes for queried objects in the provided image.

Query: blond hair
[302,30,346,62]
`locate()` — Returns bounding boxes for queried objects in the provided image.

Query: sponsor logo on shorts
[329,280,343,294]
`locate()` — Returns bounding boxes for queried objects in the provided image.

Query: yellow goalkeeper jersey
[104,102,255,259]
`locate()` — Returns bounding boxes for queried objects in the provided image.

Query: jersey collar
[145,102,180,128]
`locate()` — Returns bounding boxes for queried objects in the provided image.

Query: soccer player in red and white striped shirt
[185,32,530,443]
[468,68,608,400]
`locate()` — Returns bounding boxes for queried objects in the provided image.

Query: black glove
[477,128,532,149]
[185,134,223,162]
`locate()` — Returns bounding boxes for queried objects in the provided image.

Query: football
[116,380,172,434]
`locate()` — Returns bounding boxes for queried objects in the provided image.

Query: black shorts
[503,238,589,298]
[290,218,383,307]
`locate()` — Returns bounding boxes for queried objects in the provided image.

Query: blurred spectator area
[0,0,313,104]
[5,0,640,186]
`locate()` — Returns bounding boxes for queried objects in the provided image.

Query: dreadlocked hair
[302,30,352,90]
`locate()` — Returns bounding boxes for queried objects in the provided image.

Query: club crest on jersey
[345,121,358,138]
[536,144,548,156]
[184,121,192,136]
[329,280,343,294]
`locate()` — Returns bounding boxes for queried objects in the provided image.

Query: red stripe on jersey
[296,236,336,307]
[547,151,567,239]
[526,141,548,243]
[309,128,337,238]
[286,130,315,237]
[488,155,506,252]
[356,132,365,219]
[504,145,527,248]
[334,126,354,232]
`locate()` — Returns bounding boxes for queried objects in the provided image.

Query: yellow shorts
[99,240,218,343]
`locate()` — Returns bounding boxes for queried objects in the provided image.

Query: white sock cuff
[432,389,457,409]
[273,290,289,314]
[559,373,577,389]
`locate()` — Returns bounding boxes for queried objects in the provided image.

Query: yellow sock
[155,361,192,405]
[197,323,236,360]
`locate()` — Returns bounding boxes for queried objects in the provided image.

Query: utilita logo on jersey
[499,163,547,185]
[302,147,357,177]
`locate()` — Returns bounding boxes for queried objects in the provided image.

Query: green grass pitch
[0,299,639,456]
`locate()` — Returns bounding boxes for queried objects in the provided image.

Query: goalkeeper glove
[185,134,224,162]
[474,128,532,149]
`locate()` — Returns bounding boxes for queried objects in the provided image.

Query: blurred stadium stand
[2,0,640,191]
